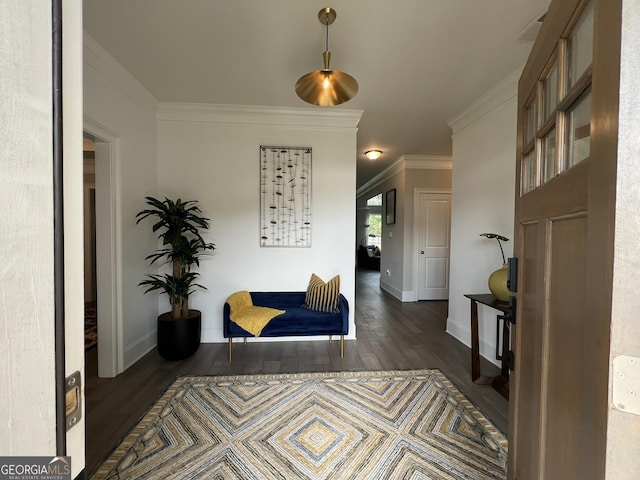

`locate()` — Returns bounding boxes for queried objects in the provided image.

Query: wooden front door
[508,0,624,478]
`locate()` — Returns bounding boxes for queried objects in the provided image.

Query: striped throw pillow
[303,274,340,313]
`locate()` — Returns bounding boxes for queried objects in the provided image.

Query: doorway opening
[83,136,98,353]
[82,123,123,378]
[357,193,382,272]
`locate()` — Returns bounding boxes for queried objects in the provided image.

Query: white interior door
[417,192,451,300]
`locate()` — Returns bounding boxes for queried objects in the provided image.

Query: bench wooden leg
[228,338,232,363]
[340,335,344,358]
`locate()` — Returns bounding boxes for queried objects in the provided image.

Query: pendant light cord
[325,16,329,51]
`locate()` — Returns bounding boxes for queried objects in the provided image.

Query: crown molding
[83,33,159,115]
[447,66,522,134]
[157,102,363,128]
[401,154,453,170]
[82,34,363,130]
[357,155,452,197]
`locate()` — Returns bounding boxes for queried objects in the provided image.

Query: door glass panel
[542,63,558,121]
[566,88,591,168]
[543,127,557,182]
[521,150,537,195]
[567,1,594,88]
[524,99,537,145]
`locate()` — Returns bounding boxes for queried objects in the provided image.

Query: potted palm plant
[136,196,215,360]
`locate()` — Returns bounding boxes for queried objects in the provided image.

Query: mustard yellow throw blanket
[226,291,285,336]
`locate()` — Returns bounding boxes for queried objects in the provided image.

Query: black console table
[464,293,511,400]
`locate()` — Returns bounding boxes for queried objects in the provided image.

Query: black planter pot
[157,309,201,361]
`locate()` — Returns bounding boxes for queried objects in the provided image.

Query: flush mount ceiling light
[365,150,382,160]
[295,7,358,107]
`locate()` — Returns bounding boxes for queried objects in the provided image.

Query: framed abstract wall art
[260,146,312,247]
[385,188,396,225]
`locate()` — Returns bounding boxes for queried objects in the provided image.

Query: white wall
[446,70,519,366]
[379,170,406,299]
[83,34,160,370]
[0,0,56,456]
[156,104,361,342]
[84,34,361,369]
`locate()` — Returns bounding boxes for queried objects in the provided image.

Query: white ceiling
[83,0,549,188]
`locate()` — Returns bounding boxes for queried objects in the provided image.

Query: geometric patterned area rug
[90,370,507,479]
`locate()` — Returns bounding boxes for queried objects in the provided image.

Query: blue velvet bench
[223,291,349,362]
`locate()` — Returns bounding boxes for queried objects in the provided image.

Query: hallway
[85,268,507,473]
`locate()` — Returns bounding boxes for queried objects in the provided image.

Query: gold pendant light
[295,7,358,107]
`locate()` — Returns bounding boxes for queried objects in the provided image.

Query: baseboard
[379,281,414,302]
[124,330,156,370]
[446,317,500,368]
[400,290,416,302]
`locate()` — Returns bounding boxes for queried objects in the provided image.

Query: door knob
[420,250,424,254]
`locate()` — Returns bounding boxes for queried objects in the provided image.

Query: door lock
[65,371,82,431]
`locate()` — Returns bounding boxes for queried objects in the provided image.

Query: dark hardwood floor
[85,268,508,474]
